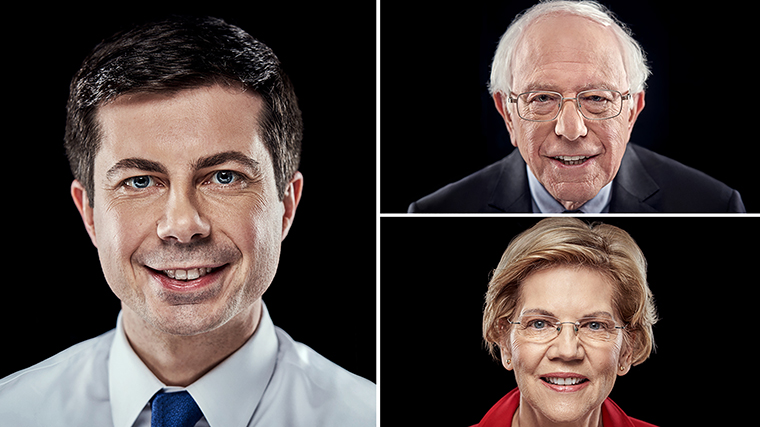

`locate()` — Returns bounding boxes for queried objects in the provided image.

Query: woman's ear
[500,345,514,371]
[498,331,514,371]
[617,332,636,376]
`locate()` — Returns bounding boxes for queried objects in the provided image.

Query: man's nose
[554,99,588,141]
[156,188,211,243]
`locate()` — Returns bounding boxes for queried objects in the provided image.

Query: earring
[507,359,511,365]
[619,365,625,371]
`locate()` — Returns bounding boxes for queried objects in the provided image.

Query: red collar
[473,388,656,427]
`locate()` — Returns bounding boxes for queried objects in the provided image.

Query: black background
[4,1,760,426]
[381,1,758,212]
[2,2,376,383]
[381,216,758,426]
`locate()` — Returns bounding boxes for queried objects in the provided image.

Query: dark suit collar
[486,149,532,212]
[610,144,660,212]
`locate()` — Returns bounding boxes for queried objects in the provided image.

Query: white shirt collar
[109,302,279,427]
[526,164,612,213]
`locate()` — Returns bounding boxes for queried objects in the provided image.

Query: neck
[512,402,603,427]
[121,301,261,387]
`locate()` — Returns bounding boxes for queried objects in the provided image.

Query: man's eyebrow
[520,83,561,93]
[104,151,261,181]
[192,151,261,173]
[518,83,620,94]
[106,158,167,180]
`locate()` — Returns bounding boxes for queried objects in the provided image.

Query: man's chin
[549,187,600,211]
[124,299,230,337]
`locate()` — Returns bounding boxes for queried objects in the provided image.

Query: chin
[548,176,609,204]
[537,401,596,425]
[150,304,228,336]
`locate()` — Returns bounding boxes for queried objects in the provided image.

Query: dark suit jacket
[408,144,745,213]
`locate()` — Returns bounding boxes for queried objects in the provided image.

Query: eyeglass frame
[504,315,626,343]
[506,89,632,122]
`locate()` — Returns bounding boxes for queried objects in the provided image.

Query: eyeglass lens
[509,314,622,343]
[516,90,625,121]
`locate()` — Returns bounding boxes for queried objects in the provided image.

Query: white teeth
[163,267,214,281]
[544,377,585,386]
[555,155,590,165]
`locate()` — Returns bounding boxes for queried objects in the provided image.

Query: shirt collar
[526,164,612,213]
[109,302,279,427]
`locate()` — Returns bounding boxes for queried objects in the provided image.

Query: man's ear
[493,92,518,148]
[625,91,646,140]
[71,180,98,248]
[280,171,303,241]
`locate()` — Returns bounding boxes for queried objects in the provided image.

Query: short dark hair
[64,16,302,205]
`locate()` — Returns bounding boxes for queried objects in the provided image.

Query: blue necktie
[151,391,203,427]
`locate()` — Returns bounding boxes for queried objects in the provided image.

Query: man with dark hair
[0,16,375,426]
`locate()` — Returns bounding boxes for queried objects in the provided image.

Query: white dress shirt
[0,303,376,426]
[527,164,612,213]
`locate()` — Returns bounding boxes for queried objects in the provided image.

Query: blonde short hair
[482,218,658,365]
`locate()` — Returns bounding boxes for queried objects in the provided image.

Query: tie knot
[151,391,203,427]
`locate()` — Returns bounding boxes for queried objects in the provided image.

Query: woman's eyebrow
[520,308,556,317]
[519,309,615,319]
[581,311,616,319]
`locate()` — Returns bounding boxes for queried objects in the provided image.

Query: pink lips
[147,264,226,292]
[540,372,590,392]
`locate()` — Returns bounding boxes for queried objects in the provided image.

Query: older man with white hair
[409,0,745,213]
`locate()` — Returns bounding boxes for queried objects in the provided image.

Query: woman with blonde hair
[476,217,658,427]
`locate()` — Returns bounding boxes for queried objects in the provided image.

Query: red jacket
[472,388,657,427]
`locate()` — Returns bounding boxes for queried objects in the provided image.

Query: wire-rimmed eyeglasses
[507,89,631,122]
[504,314,626,344]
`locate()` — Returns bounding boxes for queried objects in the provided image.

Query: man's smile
[552,155,594,166]
[161,266,220,281]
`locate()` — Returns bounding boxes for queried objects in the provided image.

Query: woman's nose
[547,324,585,361]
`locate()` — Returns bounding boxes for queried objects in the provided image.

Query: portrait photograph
[1,2,376,425]
[381,0,757,213]
[381,216,757,426]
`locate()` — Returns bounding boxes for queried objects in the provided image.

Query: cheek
[91,202,158,300]
[513,123,551,167]
[222,197,284,282]
[507,334,540,372]
[591,340,625,388]
[515,123,547,150]
[595,121,628,155]
[94,201,150,266]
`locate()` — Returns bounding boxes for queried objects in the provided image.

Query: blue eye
[127,176,154,189]
[212,171,238,185]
